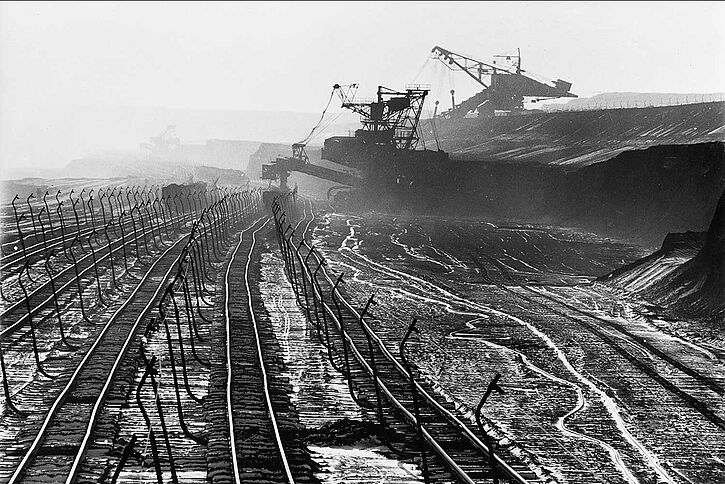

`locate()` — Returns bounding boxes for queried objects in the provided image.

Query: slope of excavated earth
[320,142,724,247]
[652,189,725,317]
[600,232,705,292]
[435,101,725,166]
[308,208,725,484]
[602,189,725,345]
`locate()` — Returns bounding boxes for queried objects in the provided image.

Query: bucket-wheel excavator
[430,46,577,114]
[261,83,447,192]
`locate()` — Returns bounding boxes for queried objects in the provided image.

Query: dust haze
[1,1,724,179]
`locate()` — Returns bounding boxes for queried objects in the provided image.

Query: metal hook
[399,318,431,483]
[476,373,505,484]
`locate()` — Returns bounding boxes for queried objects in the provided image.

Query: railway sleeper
[271,203,540,484]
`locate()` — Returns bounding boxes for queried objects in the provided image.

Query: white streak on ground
[329,217,678,484]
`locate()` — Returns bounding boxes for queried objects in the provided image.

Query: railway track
[0,189,212,299]
[0,187,254,483]
[0,211,200,420]
[0,210,202,405]
[1,234,190,483]
[70,191,262,483]
[0,206,124,274]
[272,196,539,484]
[1,186,229,348]
[205,215,317,483]
[1,213,183,337]
[0,186,172,278]
[4,186,547,483]
[332,217,723,482]
[0,199,183,304]
[448,226,725,432]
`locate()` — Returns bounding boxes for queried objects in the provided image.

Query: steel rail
[0,189,167,268]
[223,220,261,484]
[63,234,200,483]
[1,207,187,307]
[224,216,297,484]
[0,211,192,338]
[318,249,529,484]
[242,218,296,483]
[281,219,475,483]
[8,235,190,484]
[282,201,530,484]
[1,215,115,273]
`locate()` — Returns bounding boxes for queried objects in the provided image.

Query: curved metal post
[358,294,393,436]
[87,229,105,305]
[148,198,165,246]
[181,275,209,365]
[79,188,89,227]
[155,192,171,239]
[400,319,431,483]
[108,189,120,237]
[36,207,50,255]
[88,195,101,245]
[55,191,71,260]
[330,273,353,379]
[285,227,300,294]
[157,286,207,445]
[44,250,78,350]
[18,263,56,379]
[168,287,204,404]
[68,236,92,323]
[103,220,117,288]
[189,249,212,319]
[99,189,108,228]
[311,255,344,373]
[135,204,150,258]
[136,349,175,484]
[117,211,130,273]
[188,241,214,310]
[143,201,161,251]
[476,373,505,484]
[69,190,87,253]
[164,196,175,232]
[11,196,34,282]
[295,240,312,318]
[26,193,38,238]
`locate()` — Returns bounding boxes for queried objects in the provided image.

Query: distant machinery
[431,46,577,112]
[322,82,447,172]
[261,84,360,190]
[140,125,181,155]
[332,83,430,150]
[261,83,444,191]
[261,142,359,191]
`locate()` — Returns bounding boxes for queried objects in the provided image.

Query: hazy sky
[3,1,724,112]
[1,1,724,176]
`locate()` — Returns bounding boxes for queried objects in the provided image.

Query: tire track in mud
[271,203,430,483]
[465,229,725,396]
[456,228,725,431]
[448,320,638,484]
[322,220,595,482]
[522,286,724,396]
[317,213,677,484]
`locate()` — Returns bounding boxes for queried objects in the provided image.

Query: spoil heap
[649,188,725,320]
[604,188,725,323]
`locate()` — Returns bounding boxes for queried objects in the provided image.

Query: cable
[308,111,345,145]
[431,107,441,152]
[417,124,426,150]
[411,56,431,85]
[298,88,337,145]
